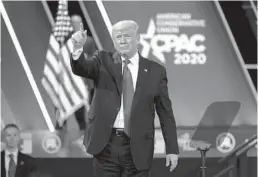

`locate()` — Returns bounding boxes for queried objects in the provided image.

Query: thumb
[83,30,87,37]
[166,156,170,167]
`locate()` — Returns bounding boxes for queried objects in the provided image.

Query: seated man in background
[1,124,38,177]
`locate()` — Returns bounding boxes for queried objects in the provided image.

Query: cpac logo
[140,19,206,63]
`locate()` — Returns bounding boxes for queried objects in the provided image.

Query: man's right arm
[70,23,101,80]
[70,48,101,80]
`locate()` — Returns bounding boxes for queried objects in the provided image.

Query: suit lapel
[110,52,123,95]
[131,55,150,115]
[15,152,23,177]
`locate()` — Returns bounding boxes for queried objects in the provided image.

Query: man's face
[112,27,139,57]
[3,127,21,149]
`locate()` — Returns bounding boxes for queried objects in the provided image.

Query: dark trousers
[93,129,150,177]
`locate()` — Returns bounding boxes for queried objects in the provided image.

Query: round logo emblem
[216,132,236,153]
[42,134,62,154]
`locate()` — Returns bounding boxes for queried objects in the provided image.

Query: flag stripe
[46,49,60,74]
[44,59,76,107]
[57,61,82,105]
[47,45,83,106]
[42,77,66,113]
[69,87,83,106]
[56,83,72,113]
[49,43,85,100]
[59,46,85,99]
[43,64,59,94]
[66,40,73,53]
[50,35,60,55]
[41,77,66,113]
[43,64,74,110]
[61,45,88,98]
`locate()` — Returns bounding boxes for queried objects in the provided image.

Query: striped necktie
[8,154,16,177]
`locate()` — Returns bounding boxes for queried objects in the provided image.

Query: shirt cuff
[72,47,83,60]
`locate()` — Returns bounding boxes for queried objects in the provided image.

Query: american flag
[41,0,89,125]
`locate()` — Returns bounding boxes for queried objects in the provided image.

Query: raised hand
[71,23,87,51]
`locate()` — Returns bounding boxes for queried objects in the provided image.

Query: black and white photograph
[1,0,257,177]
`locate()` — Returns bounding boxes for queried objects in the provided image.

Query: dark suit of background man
[1,124,37,177]
[70,20,179,177]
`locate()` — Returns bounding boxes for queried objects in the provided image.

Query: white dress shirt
[72,48,139,128]
[113,52,139,128]
[5,148,18,177]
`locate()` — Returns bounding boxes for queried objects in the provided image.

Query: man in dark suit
[70,20,179,176]
[1,124,37,177]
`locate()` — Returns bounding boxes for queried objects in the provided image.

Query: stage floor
[36,157,257,177]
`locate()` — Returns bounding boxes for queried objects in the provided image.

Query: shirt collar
[5,148,19,157]
[121,52,139,66]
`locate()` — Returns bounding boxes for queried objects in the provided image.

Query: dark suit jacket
[1,151,37,177]
[71,50,179,170]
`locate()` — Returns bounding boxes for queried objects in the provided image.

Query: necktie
[123,59,134,137]
[8,154,16,177]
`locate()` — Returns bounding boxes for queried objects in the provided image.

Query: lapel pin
[144,69,148,72]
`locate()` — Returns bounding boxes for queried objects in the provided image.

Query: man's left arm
[155,67,179,171]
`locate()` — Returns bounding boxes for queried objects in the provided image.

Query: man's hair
[3,123,20,132]
[112,20,139,37]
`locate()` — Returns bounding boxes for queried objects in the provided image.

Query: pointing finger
[80,23,84,34]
